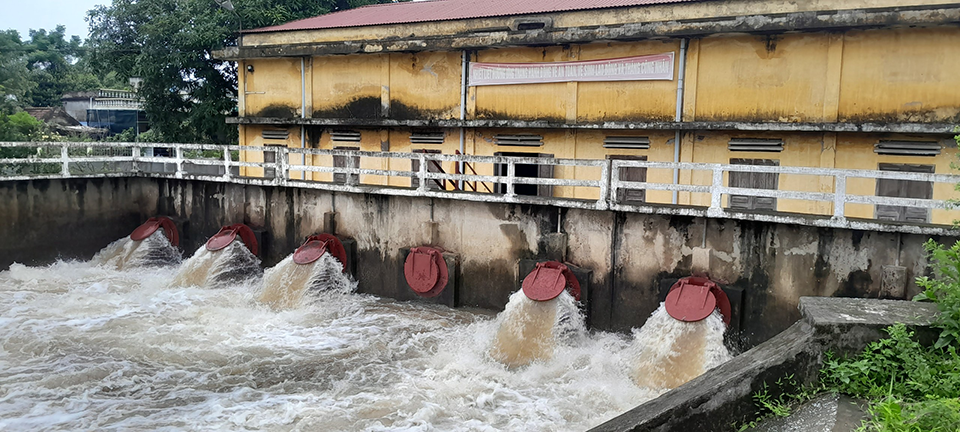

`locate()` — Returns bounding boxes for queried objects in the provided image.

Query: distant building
[61,89,148,135]
[217,0,960,224]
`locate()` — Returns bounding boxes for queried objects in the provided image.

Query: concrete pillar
[542,232,568,262]
[323,211,337,234]
[880,265,907,300]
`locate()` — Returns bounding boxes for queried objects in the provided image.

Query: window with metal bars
[728,158,779,211]
[875,163,934,223]
[608,154,647,204]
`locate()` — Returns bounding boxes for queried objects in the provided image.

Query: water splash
[627,304,731,391]
[90,230,180,270]
[258,253,356,310]
[170,239,261,288]
[490,290,584,368]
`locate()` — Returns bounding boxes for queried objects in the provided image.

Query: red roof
[247,0,705,33]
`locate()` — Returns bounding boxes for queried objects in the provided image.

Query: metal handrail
[2,141,960,235]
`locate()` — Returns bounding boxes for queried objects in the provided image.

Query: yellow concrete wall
[473,47,574,122]
[694,33,833,123]
[576,41,680,122]
[838,27,960,123]
[834,134,960,224]
[313,54,384,119]
[571,130,676,202]
[389,52,462,120]
[244,58,305,118]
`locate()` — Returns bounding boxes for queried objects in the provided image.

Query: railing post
[60,145,69,176]
[506,160,516,197]
[223,147,232,180]
[131,145,141,175]
[599,159,612,209]
[418,153,428,194]
[276,146,288,186]
[833,173,847,221]
[175,145,184,179]
[708,166,724,217]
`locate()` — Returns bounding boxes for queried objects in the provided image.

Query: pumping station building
[220,0,960,224]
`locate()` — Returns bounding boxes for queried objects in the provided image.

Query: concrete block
[340,237,358,279]
[880,265,907,300]
[323,211,338,235]
[541,232,568,262]
[397,247,459,308]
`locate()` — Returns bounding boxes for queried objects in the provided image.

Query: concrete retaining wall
[0,178,953,348]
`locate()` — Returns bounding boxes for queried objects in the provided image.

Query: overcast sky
[1,0,107,40]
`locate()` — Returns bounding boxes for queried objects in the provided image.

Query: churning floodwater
[0,242,731,431]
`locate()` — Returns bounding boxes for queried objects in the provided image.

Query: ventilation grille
[410,131,445,145]
[603,136,650,149]
[874,140,941,156]
[728,138,784,152]
[494,134,543,146]
[261,129,289,140]
[331,130,361,143]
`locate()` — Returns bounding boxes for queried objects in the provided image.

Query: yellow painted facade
[234,6,960,225]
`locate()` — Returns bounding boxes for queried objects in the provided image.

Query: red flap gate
[521,261,581,302]
[664,276,731,325]
[205,224,259,256]
[292,234,347,272]
[130,217,179,247]
[403,247,449,298]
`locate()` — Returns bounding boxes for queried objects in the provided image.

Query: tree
[0,30,33,114]
[86,0,399,144]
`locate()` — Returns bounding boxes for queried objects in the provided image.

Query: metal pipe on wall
[672,38,688,205]
[300,57,306,180]
[459,50,469,190]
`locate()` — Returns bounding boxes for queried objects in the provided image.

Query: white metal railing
[2,141,959,235]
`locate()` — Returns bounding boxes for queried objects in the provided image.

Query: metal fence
[2,141,959,235]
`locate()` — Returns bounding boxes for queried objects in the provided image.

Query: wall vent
[728,138,784,152]
[874,140,941,156]
[494,134,543,146]
[331,130,361,143]
[410,131,445,145]
[261,129,289,140]
[603,136,650,149]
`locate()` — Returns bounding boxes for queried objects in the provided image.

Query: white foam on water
[258,253,356,310]
[91,230,180,270]
[626,304,731,392]
[171,239,261,289]
[0,259,731,432]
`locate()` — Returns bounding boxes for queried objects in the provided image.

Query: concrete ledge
[590,297,940,432]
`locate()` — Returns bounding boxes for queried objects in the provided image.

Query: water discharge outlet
[521,261,581,302]
[293,234,347,272]
[129,216,179,247]
[205,224,259,256]
[403,246,449,298]
[664,276,731,325]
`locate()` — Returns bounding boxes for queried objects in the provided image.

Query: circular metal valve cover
[403,247,448,298]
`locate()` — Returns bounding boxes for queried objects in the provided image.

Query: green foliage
[914,239,960,348]
[821,324,960,401]
[860,398,960,432]
[0,30,34,113]
[86,0,400,144]
[0,111,45,142]
[735,375,823,431]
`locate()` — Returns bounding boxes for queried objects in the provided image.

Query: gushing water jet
[170,223,262,288]
[91,217,180,269]
[258,234,353,309]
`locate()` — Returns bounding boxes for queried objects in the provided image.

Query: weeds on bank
[737,240,960,432]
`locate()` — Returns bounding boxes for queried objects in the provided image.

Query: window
[608,154,647,204]
[875,163,934,223]
[333,146,359,185]
[494,152,554,197]
[411,149,444,191]
[728,158,779,211]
